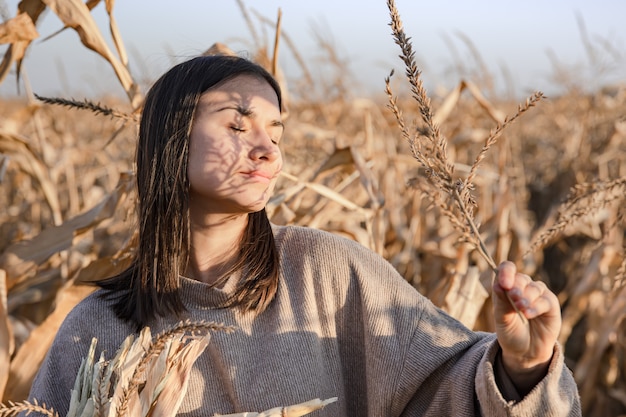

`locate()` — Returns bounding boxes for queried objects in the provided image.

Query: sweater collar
[178,273,240,310]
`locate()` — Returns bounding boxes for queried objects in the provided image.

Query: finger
[523,293,556,319]
[496,260,517,291]
[493,272,527,319]
[494,269,538,322]
[509,280,558,319]
[521,280,548,303]
[526,285,560,319]
[507,277,544,305]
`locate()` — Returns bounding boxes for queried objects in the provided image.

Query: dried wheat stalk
[0,320,234,417]
[385,0,549,322]
[527,177,626,255]
[1,320,337,417]
[0,399,58,417]
[108,320,236,417]
[33,94,137,122]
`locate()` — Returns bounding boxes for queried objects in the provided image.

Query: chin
[241,200,269,214]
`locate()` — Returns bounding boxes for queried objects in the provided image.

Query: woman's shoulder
[64,287,117,319]
[272,224,371,254]
[56,287,134,347]
[271,225,428,327]
[271,224,415,291]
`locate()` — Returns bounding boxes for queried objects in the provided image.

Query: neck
[185,213,248,285]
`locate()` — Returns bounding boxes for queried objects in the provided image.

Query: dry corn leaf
[144,336,210,417]
[107,327,153,411]
[332,221,374,249]
[0,132,62,225]
[0,0,46,85]
[73,243,135,284]
[41,0,139,106]
[266,183,306,216]
[0,13,39,44]
[215,397,338,417]
[576,284,626,408]
[349,146,384,209]
[16,0,48,25]
[441,266,489,329]
[139,339,172,416]
[0,155,8,181]
[0,172,133,290]
[432,80,464,127]
[433,80,506,126]
[462,80,506,124]
[37,0,100,44]
[310,147,353,179]
[280,171,368,215]
[559,244,613,344]
[104,0,128,67]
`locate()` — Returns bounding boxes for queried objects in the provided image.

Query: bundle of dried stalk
[1,320,234,417]
[384,0,547,322]
[0,320,337,417]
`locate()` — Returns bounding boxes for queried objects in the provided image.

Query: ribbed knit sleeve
[475,341,581,416]
[274,225,582,416]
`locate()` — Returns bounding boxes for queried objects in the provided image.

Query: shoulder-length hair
[99,55,282,329]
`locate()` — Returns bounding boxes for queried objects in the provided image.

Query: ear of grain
[527,177,626,255]
[385,0,535,322]
[0,399,58,417]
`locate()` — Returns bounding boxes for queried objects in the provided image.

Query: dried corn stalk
[1,320,235,417]
[74,321,237,417]
[1,320,337,417]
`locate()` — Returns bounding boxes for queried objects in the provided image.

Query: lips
[249,170,273,179]
[242,170,277,182]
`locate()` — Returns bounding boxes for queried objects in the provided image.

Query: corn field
[1,1,625,416]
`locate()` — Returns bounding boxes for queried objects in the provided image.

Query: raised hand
[492,261,562,394]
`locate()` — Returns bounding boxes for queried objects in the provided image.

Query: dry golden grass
[1,1,626,416]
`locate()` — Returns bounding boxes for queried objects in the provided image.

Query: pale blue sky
[1,0,625,99]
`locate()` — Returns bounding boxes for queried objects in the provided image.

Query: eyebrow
[217,104,284,128]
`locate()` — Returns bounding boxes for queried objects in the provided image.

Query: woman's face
[187,74,284,217]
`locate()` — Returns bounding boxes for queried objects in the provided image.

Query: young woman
[27,55,581,416]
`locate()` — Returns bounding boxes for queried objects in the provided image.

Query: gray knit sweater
[28,225,581,416]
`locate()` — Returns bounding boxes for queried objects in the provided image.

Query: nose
[248,129,280,163]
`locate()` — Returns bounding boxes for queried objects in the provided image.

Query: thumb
[493,261,521,319]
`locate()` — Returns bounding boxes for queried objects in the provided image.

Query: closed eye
[230,126,246,133]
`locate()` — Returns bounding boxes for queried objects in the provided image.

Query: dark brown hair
[99,55,282,329]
